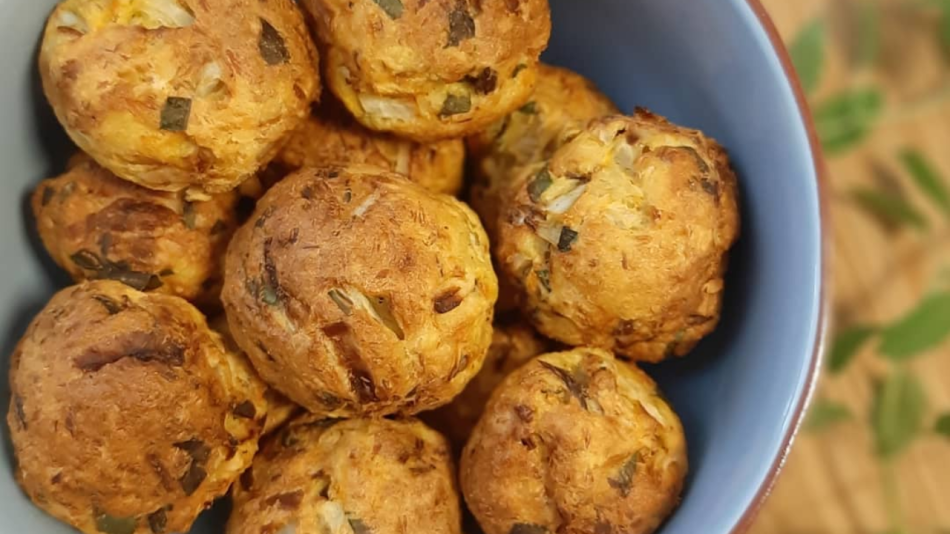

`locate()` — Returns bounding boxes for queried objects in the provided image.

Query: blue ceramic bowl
[0,0,828,532]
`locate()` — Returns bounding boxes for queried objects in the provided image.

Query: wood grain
[752,1,950,532]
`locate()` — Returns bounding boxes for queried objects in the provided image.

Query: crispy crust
[221,166,498,417]
[263,98,466,196]
[209,315,301,435]
[460,348,688,534]
[496,111,741,362]
[302,0,550,141]
[422,321,549,450]
[39,0,320,195]
[228,416,461,534]
[6,281,269,534]
[467,64,619,240]
[31,153,237,306]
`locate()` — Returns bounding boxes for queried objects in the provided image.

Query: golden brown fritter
[222,166,498,417]
[460,348,687,534]
[263,98,466,196]
[468,64,619,239]
[209,315,301,435]
[6,281,270,534]
[422,321,549,450]
[228,416,461,534]
[496,111,740,362]
[39,0,320,196]
[31,154,238,306]
[301,0,550,141]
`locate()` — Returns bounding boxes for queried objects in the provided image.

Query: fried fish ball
[210,315,301,435]
[228,416,461,534]
[460,348,687,534]
[6,281,269,534]
[222,166,498,417]
[468,64,619,238]
[31,154,238,306]
[302,0,551,141]
[496,111,740,362]
[264,98,466,196]
[39,0,320,196]
[422,321,549,450]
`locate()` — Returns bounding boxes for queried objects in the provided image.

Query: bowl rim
[732,1,832,532]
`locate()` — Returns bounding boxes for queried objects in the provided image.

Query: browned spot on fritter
[514,404,534,423]
[74,331,186,372]
[240,466,254,491]
[13,394,27,430]
[148,453,175,492]
[322,322,379,403]
[466,67,497,94]
[434,287,463,313]
[232,400,257,419]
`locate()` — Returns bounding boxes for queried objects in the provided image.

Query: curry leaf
[829,325,877,374]
[790,19,826,95]
[95,513,136,534]
[871,369,927,458]
[372,0,403,19]
[942,5,950,55]
[814,88,883,154]
[935,413,950,438]
[879,292,950,360]
[851,188,929,231]
[805,400,853,432]
[856,2,881,67]
[899,149,950,217]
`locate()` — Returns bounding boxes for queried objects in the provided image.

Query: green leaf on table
[813,88,883,155]
[879,292,950,360]
[871,369,927,458]
[851,188,929,231]
[854,1,881,68]
[805,400,853,432]
[828,325,877,374]
[899,148,950,217]
[935,413,950,438]
[919,0,950,56]
[942,6,950,55]
[790,19,826,95]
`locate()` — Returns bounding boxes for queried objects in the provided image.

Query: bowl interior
[0,1,824,533]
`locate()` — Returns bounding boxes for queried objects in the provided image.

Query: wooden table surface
[751,1,950,533]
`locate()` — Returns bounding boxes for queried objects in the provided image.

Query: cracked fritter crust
[32,153,238,307]
[261,98,466,196]
[422,321,549,451]
[222,166,498,417]
[39,0,320,196]
[6,281,269,534]
[301,0,550,141]
[467,64,619,240]
[496,111,740,362]
[228,416,461,534]
[460,348,687,534]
